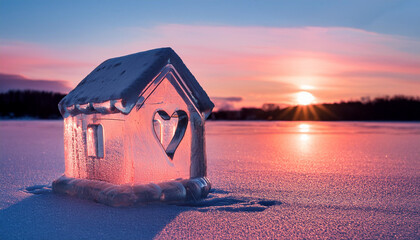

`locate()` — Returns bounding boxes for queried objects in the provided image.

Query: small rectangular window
[87,124,104,158]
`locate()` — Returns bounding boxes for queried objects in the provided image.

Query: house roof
[59,47,214,117]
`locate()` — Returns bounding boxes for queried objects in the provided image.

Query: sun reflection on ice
[298,123,310,133]
[297,123,311,149]
[299,134,310,141]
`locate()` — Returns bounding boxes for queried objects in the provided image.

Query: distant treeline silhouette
[0,90,65,119]
[210,96,420,121]
[1,90,420,120]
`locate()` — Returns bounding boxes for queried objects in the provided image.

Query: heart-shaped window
[153,110,188,159]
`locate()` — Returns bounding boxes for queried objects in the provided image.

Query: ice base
[52,175,211,207]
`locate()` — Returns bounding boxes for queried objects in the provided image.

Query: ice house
[52,48,214,206]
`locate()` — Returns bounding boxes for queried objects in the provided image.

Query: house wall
[63,72,208,185]
[63,113,132,184]
[64,115,87,179]
[190,111,207,178]
[127,77,194,184]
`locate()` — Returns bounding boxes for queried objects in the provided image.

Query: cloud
[2,24,420,106]
[122,24,420,105]
[0,73,72,93]
[211,96,243,111]
[212,97,243,102]
[0,40,93,84]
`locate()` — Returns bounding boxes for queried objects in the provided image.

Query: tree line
[0,90,65,119]
[210,96,420,121]
[0,90,419,120]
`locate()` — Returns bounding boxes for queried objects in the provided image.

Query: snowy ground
[0,121,419,239]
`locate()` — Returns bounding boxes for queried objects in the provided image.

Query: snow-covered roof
[59,47,214,117]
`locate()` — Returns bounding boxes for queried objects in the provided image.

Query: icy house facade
[54,48,214,204]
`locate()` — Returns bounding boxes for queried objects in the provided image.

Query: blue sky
[2,0,419,42]
[1,0,420,107]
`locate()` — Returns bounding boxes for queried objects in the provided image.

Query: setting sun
[296,91,315,105]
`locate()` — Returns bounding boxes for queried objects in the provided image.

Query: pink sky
[1,25,419,109]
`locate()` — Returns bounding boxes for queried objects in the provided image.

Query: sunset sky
[1,0,419,109]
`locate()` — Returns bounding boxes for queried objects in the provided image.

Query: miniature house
[53,48,214,205]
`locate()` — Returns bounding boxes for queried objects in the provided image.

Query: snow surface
[1,121,419,239]
[59,48,214,116]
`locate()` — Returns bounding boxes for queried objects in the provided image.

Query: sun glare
[296,91,315,105]
[298,123,310,132]
[300,85,314,90]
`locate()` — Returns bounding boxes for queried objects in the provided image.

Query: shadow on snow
[0,186,281,239]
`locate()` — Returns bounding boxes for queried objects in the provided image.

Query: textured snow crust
[1,121,419,239]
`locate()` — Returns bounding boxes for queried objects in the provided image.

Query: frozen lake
[0,121,419,239]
